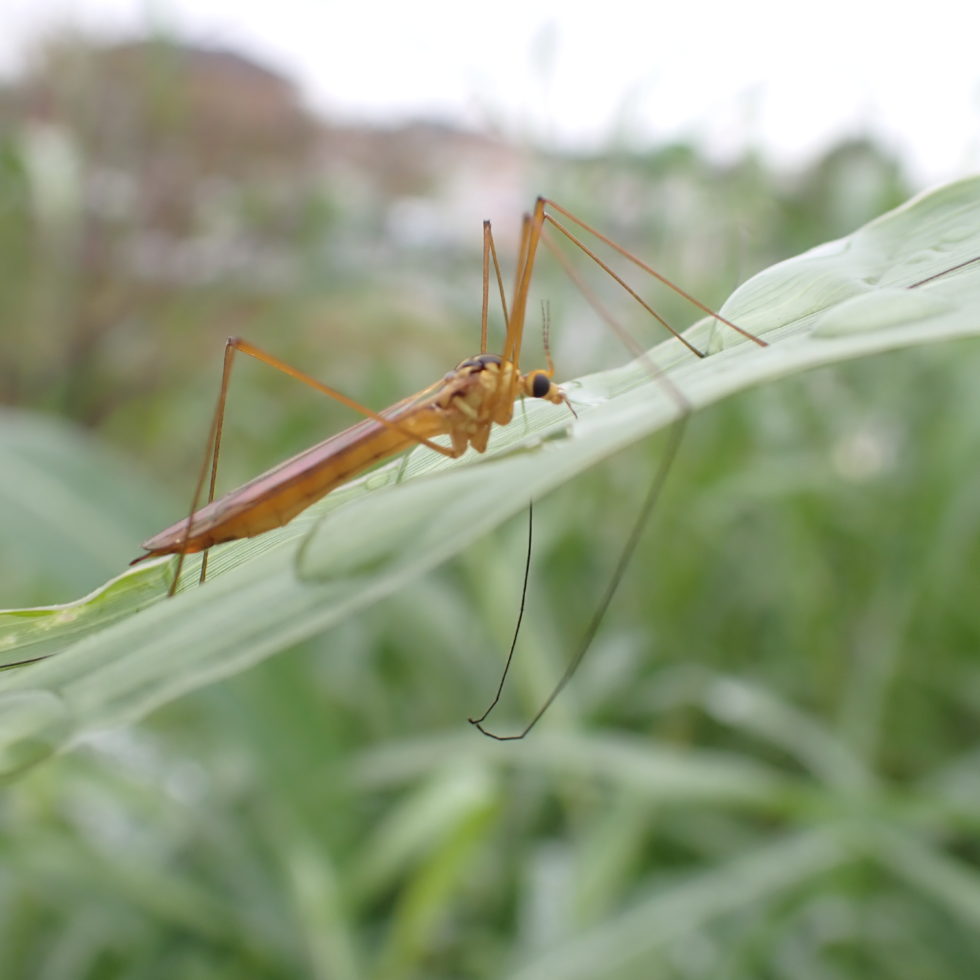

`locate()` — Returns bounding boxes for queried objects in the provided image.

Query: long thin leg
[504,206,547,368]
[541,230,689,416]
[479,198,966,734]
[468,501,534,727]
[171,341,236,595]
[908,255,980,288]
[169,336,460,595]
[472,197,754,737]
[481,221,510,354]
[472,210,975,737]
[542,217,707,359]
[224,339,453,451]
[470,204,697,735]
[472,414,689,740]
[540,199,767,348]
[484,218,520,430]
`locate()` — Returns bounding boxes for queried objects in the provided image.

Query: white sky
[4,0,980,185]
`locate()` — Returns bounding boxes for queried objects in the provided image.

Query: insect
[129,197,768,734]
[131,199,762,587]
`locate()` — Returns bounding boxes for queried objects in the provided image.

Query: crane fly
[130,197,768,735]
[131,197,763,588]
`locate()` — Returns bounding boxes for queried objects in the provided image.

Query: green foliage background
[1,37,979,980]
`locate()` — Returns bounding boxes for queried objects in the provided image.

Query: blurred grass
[1,33,978,980]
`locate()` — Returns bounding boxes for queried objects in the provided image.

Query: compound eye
[530,372,551,398]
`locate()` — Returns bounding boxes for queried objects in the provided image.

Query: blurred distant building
[1,34,534,272]
[316,119,528,246]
